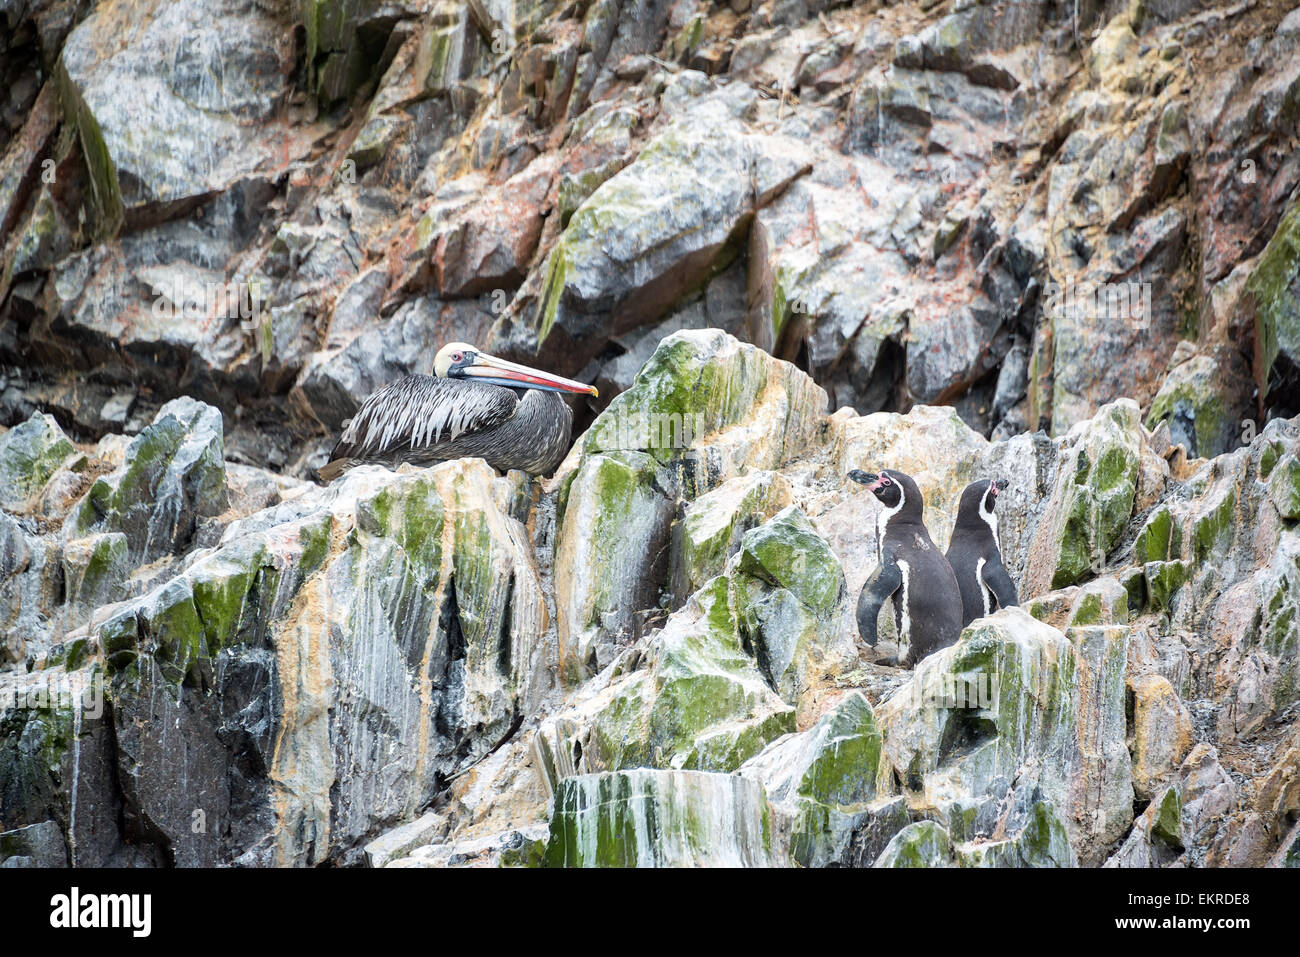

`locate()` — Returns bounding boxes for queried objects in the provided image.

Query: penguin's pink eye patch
[876,477,892,490]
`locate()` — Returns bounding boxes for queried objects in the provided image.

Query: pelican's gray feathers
[319,375,576,481]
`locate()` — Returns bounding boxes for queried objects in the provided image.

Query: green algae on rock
[533,117,809,350]
[668,469,792,606]
[540,769,773,867]
[1066,577,1130,627]
[730,506,852,703]
[554,330,828,676]
[70,397,227,565]
[60,533,128,619]
[954,801,1075,867]
[1146,354,1233,458]
[741,691,899,867]
[874,607,1130,864]
[553,449,677,676]
[0,413,75,511]
[1026,400,1148,591]
[577,329,827,472]
[535,575,795,782]
[874,820,952,867]
[1246,197,1300,403]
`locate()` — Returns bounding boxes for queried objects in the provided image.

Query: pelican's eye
[452,352,464,362]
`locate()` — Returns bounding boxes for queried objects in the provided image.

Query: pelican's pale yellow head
[433,342,598,397]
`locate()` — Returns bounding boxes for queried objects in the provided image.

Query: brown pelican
[318,342,598,481]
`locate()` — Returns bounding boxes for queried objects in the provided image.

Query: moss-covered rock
[1067,577,1129,626]
[540,769,773,867]
[536,576,795,781]
[730,506,851,703]
[53,56,123,238]
[0,665,109,864]
[0,413,75,511]
[1146,355,1233,458]
[70,397,227,565]
[348,113,408,169]
[301,0,407,106]
[534,119,808,348]
[876,609,1077,806]
[1246,196,1300,403]
[1268,454,1300,520]
[741,691,897,867]
[1024,587,1077,627]
[1191,483,1238,564]
[954,801,1075,867]
[577,329,827,476]
[553,450,676,676]
[61,533,128,618]
[1142,559,1191,613]
[876,608,1129,862]
[556,107,638,226]
[874,820,952,867]
[735,506,843,616]
[669,470,791,605]
[1027,401,1143,590]
[418,9,484,97]
[0,514,64,664]
[95,520,307,690]
[87,455,554,865]
[1133,504,1181,563]
[497,829,550,868]
[1150,784,1184,848]
[6,188,73,278]
[554,331,829,676]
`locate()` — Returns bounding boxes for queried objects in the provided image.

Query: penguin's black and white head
[848,468,924,522]
[956,478,1007,536]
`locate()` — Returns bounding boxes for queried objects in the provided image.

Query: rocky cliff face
[2,330,1298,867]
[2,0,1300,867]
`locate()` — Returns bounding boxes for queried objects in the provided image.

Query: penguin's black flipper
[982,559,1019,610]
[857,561,902,646]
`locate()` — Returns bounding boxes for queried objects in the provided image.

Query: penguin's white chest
[976,556,992,617]
[980,502,1000,551]
[897,559,911,639]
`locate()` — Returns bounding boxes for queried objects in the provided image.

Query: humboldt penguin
[848,468,963,668]
[946,478,1019,627]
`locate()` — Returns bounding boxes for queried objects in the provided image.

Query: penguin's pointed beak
[994,478,1008,494]
[849,470,879,487]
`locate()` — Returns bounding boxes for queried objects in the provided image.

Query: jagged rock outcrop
[3,0,1300,869]
[3,327,1297,868]
[4,0,1297,458]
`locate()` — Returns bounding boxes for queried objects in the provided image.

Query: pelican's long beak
[463,353,599,397]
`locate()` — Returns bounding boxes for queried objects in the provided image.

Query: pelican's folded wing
[328,375,518,463]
